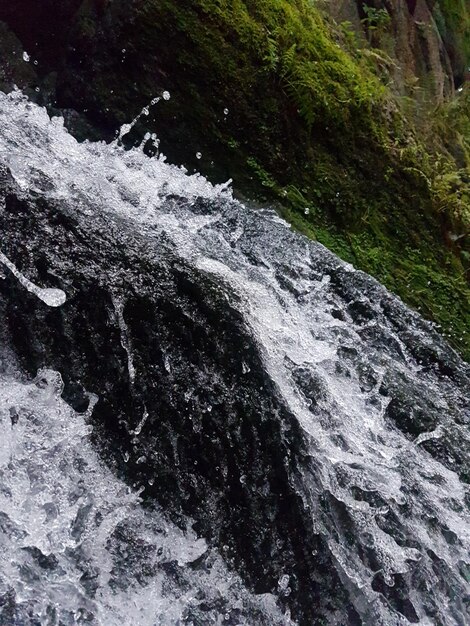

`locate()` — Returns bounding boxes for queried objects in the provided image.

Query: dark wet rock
[8,406,18,425]
[21,547,59,572]
[0,588,20,626]
[0,1,83,70]
[380,370,441,436]
[0,513,26,542]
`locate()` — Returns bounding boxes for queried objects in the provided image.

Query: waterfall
[0,90,468,625]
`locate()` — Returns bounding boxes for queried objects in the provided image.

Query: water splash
[0,369,289,625]
[117,92,171,142]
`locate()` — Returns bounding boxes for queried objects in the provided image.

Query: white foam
[0,369,287,625]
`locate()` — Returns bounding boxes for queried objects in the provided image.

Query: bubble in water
[196,152,202,160]
[162,91,171,101]
[224,108,229,115]
[304,208,310,215]
[22,51,30,62]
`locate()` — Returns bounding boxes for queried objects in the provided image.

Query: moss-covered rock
[0,0,469,357]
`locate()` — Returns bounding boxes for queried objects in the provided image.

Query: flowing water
[0,90,469,625]
[0,367,288,626]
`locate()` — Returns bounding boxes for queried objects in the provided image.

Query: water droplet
[0,252,67,307]
[304,207,310,215]
[196,152,202,160]
[39,288,66,307]
[224,108,229,115]
[22,51,30,62]
[162,90,171,101]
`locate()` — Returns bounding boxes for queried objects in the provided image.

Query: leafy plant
[361,4,391,32]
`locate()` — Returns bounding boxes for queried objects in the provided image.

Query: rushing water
[0,90,469,625]
[0,367,289,626]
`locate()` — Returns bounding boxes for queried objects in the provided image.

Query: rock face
[0,93,469,624]
[329,0,460,101]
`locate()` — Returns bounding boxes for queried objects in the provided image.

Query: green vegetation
[361,3,392,34]
[71,0,470,357]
